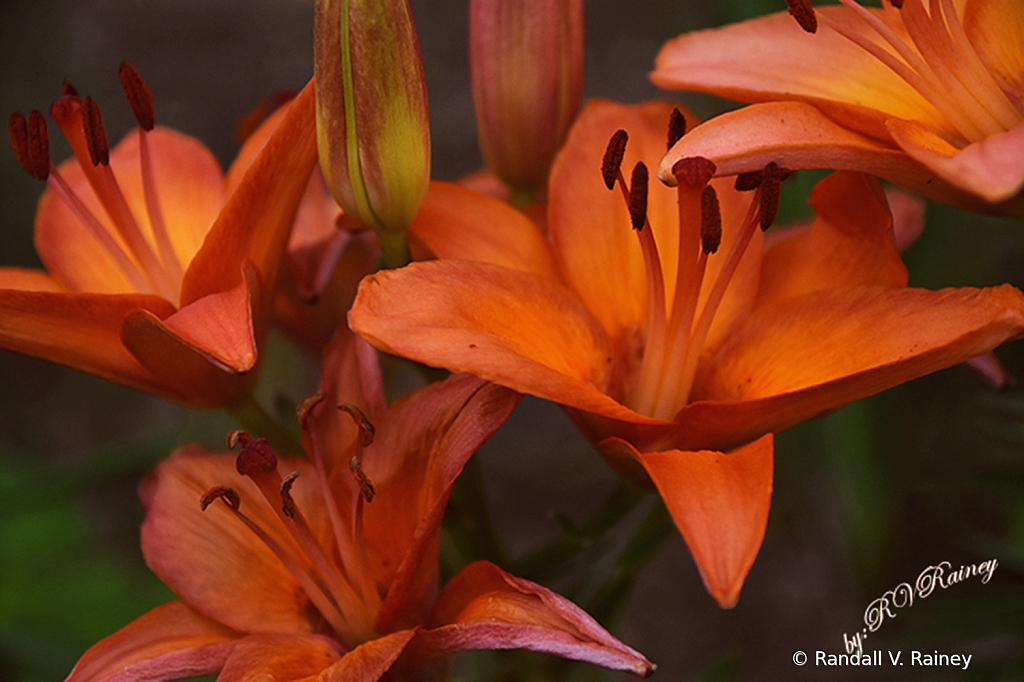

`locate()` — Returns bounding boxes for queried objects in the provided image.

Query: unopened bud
[469,0,583,192]
[314,0,430,265]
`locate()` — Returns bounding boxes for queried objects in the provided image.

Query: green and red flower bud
[314,0,430,266]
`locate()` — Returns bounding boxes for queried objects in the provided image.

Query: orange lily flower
[1,66,318,407]
[63,328,656,682]
[650,0,1024,215]
[349,98,1024,607]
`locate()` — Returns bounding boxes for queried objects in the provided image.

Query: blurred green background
[2,1,1023,681]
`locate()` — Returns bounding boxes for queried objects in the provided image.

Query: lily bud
[469,0,583,194]
[314,0,430,265]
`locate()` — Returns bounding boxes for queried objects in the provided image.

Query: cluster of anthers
[9,63,187,301]
[601,110,790,422]
[199,398,380,651]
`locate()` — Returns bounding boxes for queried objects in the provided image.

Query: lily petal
[369,376,520,632]
[658,101,989,210]
[180,79,317,308]
[682,284,1024,450]
[0,267,65,292]
[0,287,174,392]
[140,445,325,635]
[407,181,560,281]
[963,0,1024,108]
[409,560,655,678]
[64,601,238,682]
[888,117,1024,206]
[317,630,417,682]
[217,634,341,682]
[757,172,907,309]
[349,260,660,425]
[651,5,944,139]
[629,434,774,609]
[120,263,260,407]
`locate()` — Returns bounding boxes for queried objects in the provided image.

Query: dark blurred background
[2,1,1023,681]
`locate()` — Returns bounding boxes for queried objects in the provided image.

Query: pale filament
[819,0,1022,145]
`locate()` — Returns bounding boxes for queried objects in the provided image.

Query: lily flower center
[602,121,786,422]
[201,426,382,651]
[8,63,186,302]
[787,0,1024,145]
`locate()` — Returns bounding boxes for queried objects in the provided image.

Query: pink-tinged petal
[318,630,417,682]
[407,181,560,281]
[216,634,341,682]
[161,262,259,373]
[408,561,655,678]
[36,127,223,295]
[629,435,773,609]
[181,79,317,307]
[286,170,350,302]
[651,6,946,140]
[64,601,239,682]
[140,445,323,635]
[350,260,660,426]
[658,102,988,209]
[888,118,1024,208]
[548,99,700,344]
[0,288,174,393]
[369,376,521,632]
[120,264,260,407]
[963,0,1024,110]
[680,284,1024,451]
[0,267,65,292]
[886,186,925,253]
[757,172,907,310]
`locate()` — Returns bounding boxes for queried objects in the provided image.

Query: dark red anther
[61,81,80,98]
[280,472,301,518]
[889,0,904,8]
[235,437,279,476]
[672,156,717,188]
[700,185,722,254]
[80,96,110,166]
[200,486,241,511]
[339,404,376,447]
[9,110,50,181]
[296,392,327,431]
[759,162,785,231]
[667,108,686,150]
[601,129,628,190]
[118,62,155,131]
[734,170,763,192]
[785,0,818,33]
[349,456,376,503]
[227,430,253,449]
[628,162,649,231]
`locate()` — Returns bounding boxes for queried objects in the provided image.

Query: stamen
[628,162,649,231]
[667,108,686,150]
[785,0,818,33]
[280,472,301,518]
[734,170,762,192]
[80,97,110,166]
[227,429,253,449]
[338,404,375,447]
[348,456,376,503]
[200,486,240,511]
[297,392,327,431]
[889,0,904,8]
[700,186,722,254]
[9,111,50,181]
[118,62,155,131]
[601,130,628,190]
[758,162,784,231]
[61,81,79,98]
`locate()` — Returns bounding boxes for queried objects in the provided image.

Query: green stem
[227,395,304,456]
[377,228,411,269]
